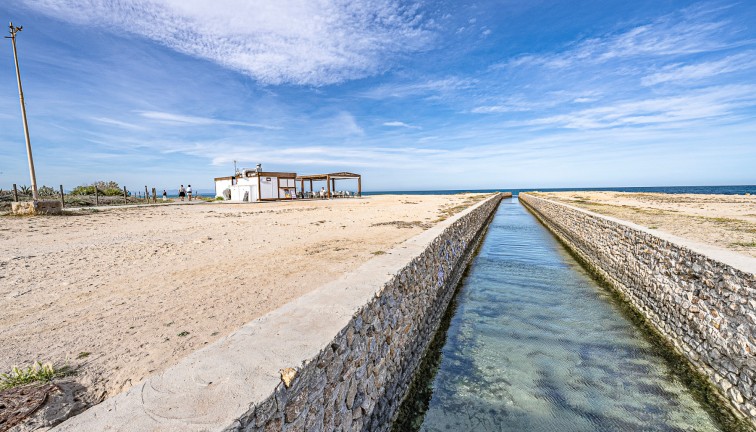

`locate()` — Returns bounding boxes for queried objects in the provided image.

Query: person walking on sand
[179,185,186,201]
[162,190,167,201]
[187,184,193,201]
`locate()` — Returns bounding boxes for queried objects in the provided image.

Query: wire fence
[0,183,210,212]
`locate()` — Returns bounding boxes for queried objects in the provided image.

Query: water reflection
[400,198,723,432]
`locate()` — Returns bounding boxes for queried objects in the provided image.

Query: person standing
[162,190,167,201]
[179,185,186,201]
[187,184,193,201]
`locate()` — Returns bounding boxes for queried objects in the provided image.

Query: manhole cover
[0,383,56,432]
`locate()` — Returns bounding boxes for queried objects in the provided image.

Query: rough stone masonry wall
[241,194,502,431]
[51,194,502,432]
[520,193,756,423]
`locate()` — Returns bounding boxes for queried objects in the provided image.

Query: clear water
[397,198,731,432]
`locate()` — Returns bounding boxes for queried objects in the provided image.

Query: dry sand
[0,194,489,405]
[530,191,756,258]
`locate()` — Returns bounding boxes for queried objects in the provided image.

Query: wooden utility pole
[59,184,64,207]
[123,186,127,204]
[6,22,39,201]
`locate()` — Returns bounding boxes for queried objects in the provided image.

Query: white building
[215,169,297,202]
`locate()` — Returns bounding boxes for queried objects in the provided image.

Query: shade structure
[296,172,361,199]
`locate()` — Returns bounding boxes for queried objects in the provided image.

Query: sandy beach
[530,191,756,258]
[0,194,489,406]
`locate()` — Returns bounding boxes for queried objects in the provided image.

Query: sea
[363,185,755,196]
[178,185,754,198]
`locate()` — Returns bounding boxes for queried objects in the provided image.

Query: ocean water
[393,197,747,432]
[194,184,754,198]
[365,184,755,196]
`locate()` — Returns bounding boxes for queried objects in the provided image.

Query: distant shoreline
[363,185,755,196]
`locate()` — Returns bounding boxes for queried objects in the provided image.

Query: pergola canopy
[295,172,361,198]
[295,172,361,181]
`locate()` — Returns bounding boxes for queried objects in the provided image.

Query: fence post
[12,184,18,202]
[94,184,99,205]
[144,186,149,203]
[152,188,156,204]
[59,184,65,207]
[123,186,127,204]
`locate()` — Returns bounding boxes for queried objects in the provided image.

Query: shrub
[38,185,58,197]
[71,181,123,196]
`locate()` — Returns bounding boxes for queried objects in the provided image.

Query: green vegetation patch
[0,362,72,390]
[71,180,124,196]
[731,241,756,248]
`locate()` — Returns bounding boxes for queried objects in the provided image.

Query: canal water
[394,197,735,431]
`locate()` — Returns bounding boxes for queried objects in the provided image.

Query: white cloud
[471,92,598,113]
[361,77,476,99]
[91,117,147,131]
[641,52,756,86]
[383,121,421,129]
[471,105,529,114]
[23,0,432,86]
[316,112,364,137]
[521,85,756,130]
[138,111,281,129]
[502,5,739,71]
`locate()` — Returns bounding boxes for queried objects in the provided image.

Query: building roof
[248,171,297,178]
[214,172,297,182]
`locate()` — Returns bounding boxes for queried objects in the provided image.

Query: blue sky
[1,0,755,192]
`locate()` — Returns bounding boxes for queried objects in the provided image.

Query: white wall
[215,179,233,198]
[217,176,297,201]
[230,184,258,201]
[259,176,277,199]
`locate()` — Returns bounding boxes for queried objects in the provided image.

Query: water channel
[394,197,742,431]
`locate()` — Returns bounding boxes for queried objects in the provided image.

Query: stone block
[11,200,63,215]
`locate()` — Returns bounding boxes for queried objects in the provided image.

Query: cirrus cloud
[22,0,433,86]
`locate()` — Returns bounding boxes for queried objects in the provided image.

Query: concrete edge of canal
[52,193,507,432]
[520,193,756,428]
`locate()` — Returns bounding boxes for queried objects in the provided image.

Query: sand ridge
[0,194,489,405]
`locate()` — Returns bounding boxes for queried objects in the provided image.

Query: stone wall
[54,193,503,432]
[520,193,756,423]
[244,193,502,431]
